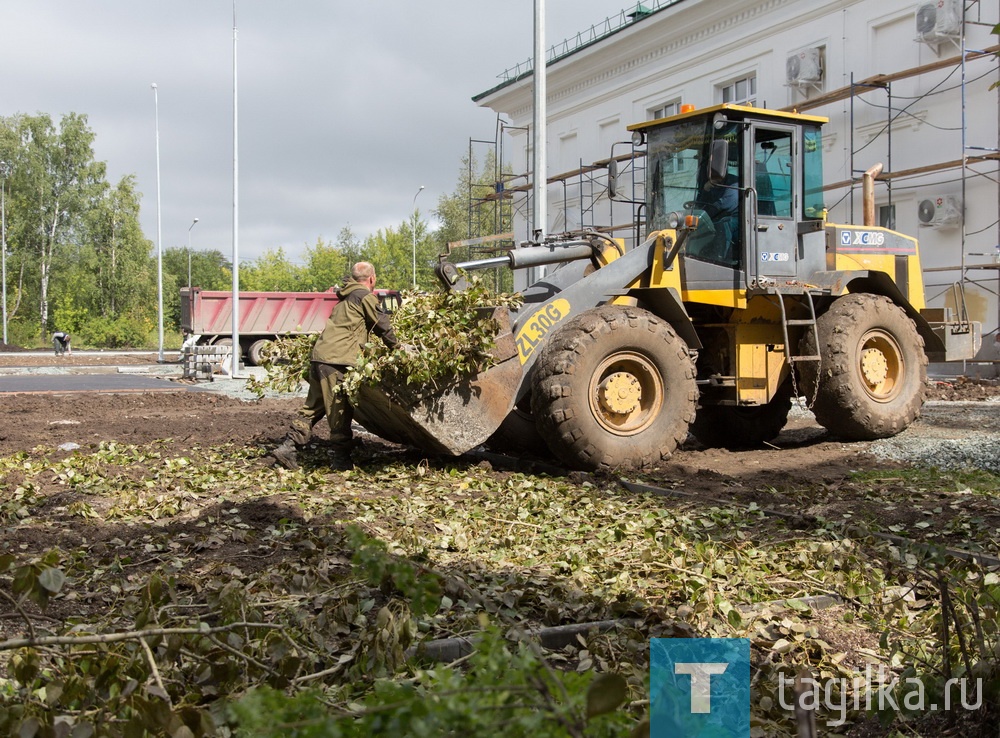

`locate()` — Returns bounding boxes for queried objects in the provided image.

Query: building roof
[472,0,689,103]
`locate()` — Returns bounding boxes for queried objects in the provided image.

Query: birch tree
[8,113,102,339]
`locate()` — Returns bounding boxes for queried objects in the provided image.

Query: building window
[650,99,681,120]
[719,74,756,106]
[879,204,896,230]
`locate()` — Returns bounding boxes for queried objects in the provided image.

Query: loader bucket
[351,307,523,456]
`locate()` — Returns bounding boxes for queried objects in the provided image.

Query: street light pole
[152,83,164,364]
[412,185,424,289]
[0,160,9,346]
[230,0,242,376]
[187,218,199,288]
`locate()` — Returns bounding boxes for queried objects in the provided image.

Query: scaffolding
[466,134,647,248]
[466,3,999,349]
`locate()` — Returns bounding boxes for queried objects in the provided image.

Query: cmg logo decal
[841,230,887,247]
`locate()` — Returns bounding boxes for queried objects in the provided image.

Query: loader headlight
[631,130,645,147]
[665,211,681,229]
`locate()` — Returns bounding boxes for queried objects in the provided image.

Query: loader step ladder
[771,289,822,407]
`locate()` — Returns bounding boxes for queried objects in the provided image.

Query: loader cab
[631,105,828,294]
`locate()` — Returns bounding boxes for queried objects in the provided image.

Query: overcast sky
[1,1,630,265]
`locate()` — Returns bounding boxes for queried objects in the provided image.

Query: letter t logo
[675,662,729,713]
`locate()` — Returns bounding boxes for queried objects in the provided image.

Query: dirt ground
[0,355,996,482]
[2,362,997,606]
[0,350,168,367]
[1,356,998,735]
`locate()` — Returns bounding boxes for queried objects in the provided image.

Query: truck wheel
[799,294,926,440]
[690,385,792,449]
[531,305,696,471]
[247,339,270,367]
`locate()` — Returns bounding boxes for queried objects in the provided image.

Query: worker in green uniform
[270,261,398,470]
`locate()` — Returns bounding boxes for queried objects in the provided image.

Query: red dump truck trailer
[180,287,402,366]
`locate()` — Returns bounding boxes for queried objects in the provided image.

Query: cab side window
[755,130,793,218]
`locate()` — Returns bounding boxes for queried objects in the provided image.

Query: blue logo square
[650,638,750,737]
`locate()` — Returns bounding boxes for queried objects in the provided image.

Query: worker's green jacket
[311,280,397,366]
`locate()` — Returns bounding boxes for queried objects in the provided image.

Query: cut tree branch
[0,622,283,651]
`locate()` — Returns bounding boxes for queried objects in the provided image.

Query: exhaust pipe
[862,163,883,227]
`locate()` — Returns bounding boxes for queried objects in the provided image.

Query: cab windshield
[645,117,743,266]
[646,118,715,233]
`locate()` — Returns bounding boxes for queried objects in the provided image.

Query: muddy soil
[0,349,997,481]
[0,391,300,455]
[0,351,169,367]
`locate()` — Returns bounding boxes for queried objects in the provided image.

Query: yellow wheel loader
[352,104,980,471]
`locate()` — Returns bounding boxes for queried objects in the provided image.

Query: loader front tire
[531,305,697,471]
[486,395,549,455]
[799,294,926,440]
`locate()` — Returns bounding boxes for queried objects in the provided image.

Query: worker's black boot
[270,440,299,471]
[330,451,354,471]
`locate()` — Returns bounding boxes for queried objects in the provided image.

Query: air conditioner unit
[786,48,823,87]
[915,0,963,44]
[917,195,962,228]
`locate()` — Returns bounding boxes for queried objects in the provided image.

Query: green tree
[240,246,306,292]
[399,211,437,290]
[359,223,424,291]
[301,237,348,291]
[434,150,514,292]
[0,112,107,341]
[336,224,363,267]
[163,246,231,293]
[85,175,154,320]
[162,246,231,329]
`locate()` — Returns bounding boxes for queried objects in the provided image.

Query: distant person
[269,261,398,471]
[52,331,71,357]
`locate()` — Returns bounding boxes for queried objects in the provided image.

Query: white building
[474,0,1000,364]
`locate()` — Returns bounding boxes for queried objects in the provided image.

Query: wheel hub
[598,372,642,415]
[861,347,889,389]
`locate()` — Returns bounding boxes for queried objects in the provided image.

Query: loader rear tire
[690,385,793,449]
[531,305,697,471]
[799,294,926,440]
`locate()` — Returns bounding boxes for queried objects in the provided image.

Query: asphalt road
[0,374,198,394]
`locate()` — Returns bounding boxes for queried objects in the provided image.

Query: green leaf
[585,672,628,719]
[17,717,40,738]
[71,724,95,738]
[784,597,811,612]
[37,567,66,594]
